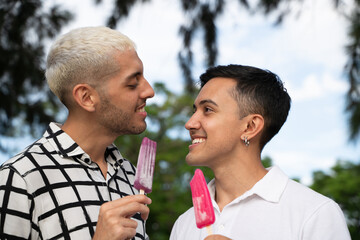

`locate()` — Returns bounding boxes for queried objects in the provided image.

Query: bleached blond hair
[45,26,136,107]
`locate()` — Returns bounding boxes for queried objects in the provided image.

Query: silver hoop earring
[243,136,250,147]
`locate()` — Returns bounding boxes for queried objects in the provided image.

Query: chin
[185,155,203,167]
[120,124,146,135]
[131,128,146,135]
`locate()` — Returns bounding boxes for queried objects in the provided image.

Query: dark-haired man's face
[185,77,248,168]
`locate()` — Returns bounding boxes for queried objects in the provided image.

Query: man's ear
[72,83,98,112]
[241,114,264,141]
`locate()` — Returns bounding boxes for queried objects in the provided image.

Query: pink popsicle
[134,137,157,194]
[190,169,215,234]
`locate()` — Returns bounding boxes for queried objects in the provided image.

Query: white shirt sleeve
[301,200,351,240]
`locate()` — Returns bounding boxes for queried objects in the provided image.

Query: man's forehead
[196,78,236,98]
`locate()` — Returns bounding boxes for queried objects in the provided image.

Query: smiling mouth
[192,138,206,144]
[136,107,145,112]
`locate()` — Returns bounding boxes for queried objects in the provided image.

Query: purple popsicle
[134,137,157,194]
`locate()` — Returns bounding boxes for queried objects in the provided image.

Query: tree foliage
[103,0,360,142]
[0,0,72,145]
[345,0,360,142]
[1,1,359,146]
[1,0,360,239]
[310,160,360,239]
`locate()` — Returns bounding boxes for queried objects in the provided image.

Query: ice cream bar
[134,137,157,194]
[190,169,215,231]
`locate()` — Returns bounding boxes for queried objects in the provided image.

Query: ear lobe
[72,84,97,112]
[241,114,264,141]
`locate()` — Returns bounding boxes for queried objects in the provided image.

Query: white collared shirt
[170,166,350,240]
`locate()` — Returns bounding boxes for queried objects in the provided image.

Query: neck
[212,153,268,211]
[61,113,116,174]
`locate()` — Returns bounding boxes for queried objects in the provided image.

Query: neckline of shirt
[208,166,289,212]
[45,122,124,166]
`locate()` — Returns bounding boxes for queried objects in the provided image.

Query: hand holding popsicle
[190,169,215,236]
[134,137,157,194]
[93,195,151,240]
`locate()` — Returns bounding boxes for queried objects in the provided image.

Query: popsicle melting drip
[134,137,157,194]
[190,169,215,233]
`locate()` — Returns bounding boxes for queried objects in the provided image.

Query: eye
[127,79,139,89]
[204,107,213,113]
[127,83,138,89]
[192,104,197,114]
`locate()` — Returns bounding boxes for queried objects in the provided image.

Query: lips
[136,102,147,112]
[135,103,147,117]
[136,106,145,112]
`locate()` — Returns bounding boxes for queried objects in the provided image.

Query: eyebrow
[125,71,142,82]
[193,99,218,109]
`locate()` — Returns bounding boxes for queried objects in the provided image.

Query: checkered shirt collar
[44,122,124,165]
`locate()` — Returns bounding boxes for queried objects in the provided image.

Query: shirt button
[114,162,120,169]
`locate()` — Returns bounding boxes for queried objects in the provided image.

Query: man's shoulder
[175,206,196,225]
[170,206,197,239]
[286,179,330,200]
[284,180,350,239]
[1,137,48,175]
[282,178,337,212]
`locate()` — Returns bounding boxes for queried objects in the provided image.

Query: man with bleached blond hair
[0,26,154,240]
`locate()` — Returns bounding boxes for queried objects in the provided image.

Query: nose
[185,112,201,130]
[140,77,155,99]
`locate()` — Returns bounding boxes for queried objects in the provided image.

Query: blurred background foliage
[1,0,360,239]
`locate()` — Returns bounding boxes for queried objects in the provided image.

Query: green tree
[104,0,360,141]
[345,2,360,142]
[0,0,72,148]
[2,1,359,148]
[2,0,360,239]
[310,160,360,239]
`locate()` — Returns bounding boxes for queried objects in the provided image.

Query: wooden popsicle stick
[206,225,213,235]
[139,189,145,195]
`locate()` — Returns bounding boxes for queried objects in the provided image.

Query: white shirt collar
[208,166,289,207]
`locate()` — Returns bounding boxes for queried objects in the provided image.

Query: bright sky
[1,0,359,185]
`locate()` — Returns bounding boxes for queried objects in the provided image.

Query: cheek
[212,118,241,139]
[115,93,137,106]
[206,118,229,132]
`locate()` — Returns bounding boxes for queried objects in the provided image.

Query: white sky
[1,0,359,185]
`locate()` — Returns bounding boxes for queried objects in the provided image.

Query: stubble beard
[98,96,146,136]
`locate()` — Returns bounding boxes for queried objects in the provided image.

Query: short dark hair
[200,64,291,150]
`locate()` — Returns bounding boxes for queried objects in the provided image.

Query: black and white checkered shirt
[0,122,147,240]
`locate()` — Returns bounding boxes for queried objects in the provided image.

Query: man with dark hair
[170,64,350,240]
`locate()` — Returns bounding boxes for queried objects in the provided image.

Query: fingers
[103,194,151,210]
[119,200,150,220]
[204,234,233,240]
[93,195,152,240]
[100,195,151,220]
[93,220,137,240]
